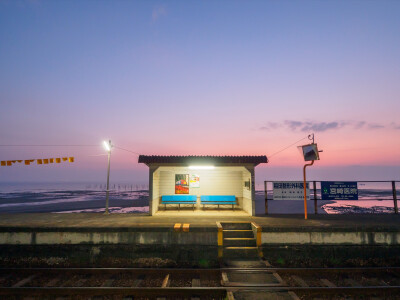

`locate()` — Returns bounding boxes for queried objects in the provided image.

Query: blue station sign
[321,181,358,200]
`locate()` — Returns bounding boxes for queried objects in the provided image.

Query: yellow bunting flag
[2,157,74,166]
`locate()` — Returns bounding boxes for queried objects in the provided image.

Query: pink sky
[0,1,400,185]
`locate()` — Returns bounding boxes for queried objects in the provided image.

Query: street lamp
[103,140,112,214]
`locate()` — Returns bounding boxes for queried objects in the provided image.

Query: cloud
[367,123,385,130]
[259,122,281,131]
[259,120,388,132]
[300,121,341,132]
[152,5,167,22]
[390,122,400,130]
[354,121,366,129]
[284,121,303,131]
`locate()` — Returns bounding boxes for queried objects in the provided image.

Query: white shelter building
[138,155,268,216]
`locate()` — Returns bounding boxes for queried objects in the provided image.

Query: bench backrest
[162,195,197,203]
[200,195,236,203]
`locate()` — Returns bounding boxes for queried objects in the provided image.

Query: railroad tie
[161,274,170,287]
[191,277,201,287]
[288,291,301,300]
[291,275,309,287]
[320,278,336,287]
[101,278,115,287]
[221,272,229,285]
[44,277,60,287]
[344,278,362,287]
[133,274,145,287]
[12,274,37,287]
[73,278,87,287]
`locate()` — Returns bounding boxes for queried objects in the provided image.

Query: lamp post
[103,140,112,214]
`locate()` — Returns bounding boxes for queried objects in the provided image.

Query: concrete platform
[0,213,399,246]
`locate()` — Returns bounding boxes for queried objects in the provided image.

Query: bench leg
[232,204,234,210]
[179,203,180,211]
[218,204,219,210]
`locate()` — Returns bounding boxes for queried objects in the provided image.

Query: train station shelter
[138,155,268,216]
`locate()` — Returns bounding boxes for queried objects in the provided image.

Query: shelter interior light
[103,141,111,152]
[188,166,215,170]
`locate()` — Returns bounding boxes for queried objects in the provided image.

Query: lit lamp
[103,140,112,214]
[188,166,215,170]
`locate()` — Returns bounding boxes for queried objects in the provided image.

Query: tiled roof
[138,155,268,166]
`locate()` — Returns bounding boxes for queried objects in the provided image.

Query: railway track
[0,267,399,299]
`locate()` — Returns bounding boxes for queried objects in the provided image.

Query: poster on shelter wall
[189,174,200,188]
[175,174,189,194]
[273,181,309,200]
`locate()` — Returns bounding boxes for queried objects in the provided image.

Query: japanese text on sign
[273,181,310,200]
[321,181,358,200]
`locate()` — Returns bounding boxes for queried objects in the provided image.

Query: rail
[1,266,400,299]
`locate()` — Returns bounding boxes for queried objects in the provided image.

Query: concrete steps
[224,238,257,247]
[221,222,252,230]
[220,222,258,259]
[223,230,254,238]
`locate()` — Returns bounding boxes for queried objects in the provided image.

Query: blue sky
[0,0,400,184]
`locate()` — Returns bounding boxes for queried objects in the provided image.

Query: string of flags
[1,157,74,167]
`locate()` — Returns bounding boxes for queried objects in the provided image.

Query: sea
[0,182,397,214]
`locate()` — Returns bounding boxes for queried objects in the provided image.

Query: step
[221,259,268,268]
[221,222,252,230]
[223,247,259,259]
[224,238,257,247]
[223,230,254,238]
[223,270,283,286]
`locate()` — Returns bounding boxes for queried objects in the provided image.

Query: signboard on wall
[321,181,358,200]
[175,174,189,194]
[189,174,200,188]
[273,181,309,200]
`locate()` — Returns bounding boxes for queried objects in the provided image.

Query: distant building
[138,155,268,216]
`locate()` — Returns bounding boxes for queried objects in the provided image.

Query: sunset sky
[1,0,399,185]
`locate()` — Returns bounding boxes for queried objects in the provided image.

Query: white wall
[242,168,253,215]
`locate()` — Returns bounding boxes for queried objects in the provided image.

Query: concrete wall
[0,230,218,245]
[261,231,400,245]
[152,166,252,213]
[2,229,400,246]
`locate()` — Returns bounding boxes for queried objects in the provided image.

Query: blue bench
[200,195,236,210]
[161,195,197,211]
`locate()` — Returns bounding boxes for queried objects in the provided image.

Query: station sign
[273,181,309,200]
[321,181,358,200]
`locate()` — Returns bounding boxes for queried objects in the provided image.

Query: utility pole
[103,140,112,214]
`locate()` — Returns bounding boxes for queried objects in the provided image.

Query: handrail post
[313,181,317,214]
[392,181,398,214]
[264,181,268,215]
